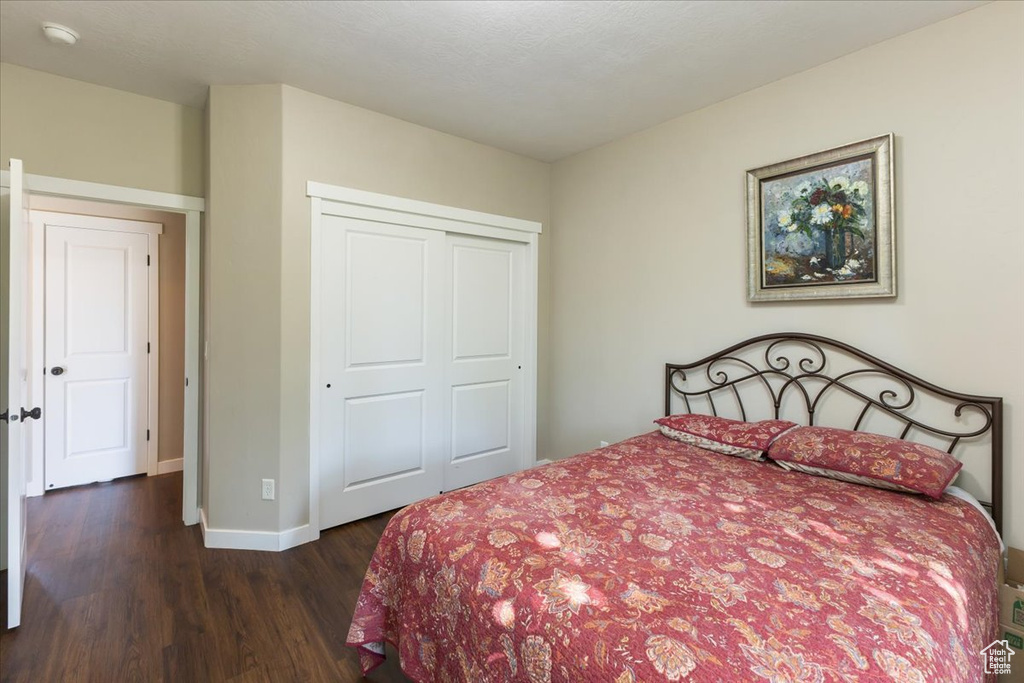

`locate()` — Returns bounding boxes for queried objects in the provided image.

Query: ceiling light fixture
[42,22,79,45]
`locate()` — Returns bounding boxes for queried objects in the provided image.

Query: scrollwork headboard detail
[665,333,1003,532]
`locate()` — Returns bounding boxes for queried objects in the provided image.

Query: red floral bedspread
[347,432,1000,682]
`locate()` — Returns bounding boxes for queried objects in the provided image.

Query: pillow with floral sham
[767,426,962,499]
[654,414,798,461]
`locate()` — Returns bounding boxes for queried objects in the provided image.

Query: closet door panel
[343,390,425,485]
[452,246,511,359]
[444,236,525,491]
[345,232,426,366]
[451,380,509,460]
[318,217,444,529]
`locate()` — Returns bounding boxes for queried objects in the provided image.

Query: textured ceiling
[0,0,986,161]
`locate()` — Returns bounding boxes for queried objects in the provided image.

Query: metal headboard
[665,333,1003,532]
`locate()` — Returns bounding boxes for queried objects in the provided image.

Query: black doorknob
[51,367,65,376]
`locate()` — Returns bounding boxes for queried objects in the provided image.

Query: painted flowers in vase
[779,176,869,271]
[778,176,868,270]
[763,157,876,286]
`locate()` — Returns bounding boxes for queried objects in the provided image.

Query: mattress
[347,431,1000,682]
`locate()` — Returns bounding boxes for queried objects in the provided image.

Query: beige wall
[203,84,549,533]
[201,104,212,513]
[204,85,283,531]
[549,2,1024,547]
[8,3,1018,547]
[277,85,551,530]
[0,65,199,547]
[26,197,186,464]
[1,66,551,535]
[0,64,204,197]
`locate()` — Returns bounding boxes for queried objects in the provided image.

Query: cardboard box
[995,550,1024,682]
[1003,581,1024,629]
[996,622,1024,682]
[1009,547,1024,585]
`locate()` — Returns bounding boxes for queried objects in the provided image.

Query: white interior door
[318,217,445,529]
[2,159,30,628]
[44,224,150,490]
[444,235,525,491]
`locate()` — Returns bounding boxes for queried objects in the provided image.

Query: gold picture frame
[746,133,896,302]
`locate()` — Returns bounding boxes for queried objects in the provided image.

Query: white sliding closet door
[444,235,525,491]
[318,217,445,529]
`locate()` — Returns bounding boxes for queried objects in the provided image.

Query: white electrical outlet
[599,440,610,448]
[261,478,275,500]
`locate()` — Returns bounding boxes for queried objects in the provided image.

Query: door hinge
[147,429,151,441]
[148,342,151,353]
[147,254,151,266]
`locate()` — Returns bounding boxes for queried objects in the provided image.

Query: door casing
[0,170,204,527]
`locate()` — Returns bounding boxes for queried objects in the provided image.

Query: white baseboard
[278,524,311,551]
[156,458,183,475]
[199,508,312,552]
[534,458,553,467]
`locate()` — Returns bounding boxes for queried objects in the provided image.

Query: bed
[347,333,1003,682]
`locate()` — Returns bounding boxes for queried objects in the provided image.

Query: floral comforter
[347,432,1000,682]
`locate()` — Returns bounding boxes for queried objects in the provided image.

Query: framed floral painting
[746,134,895,301]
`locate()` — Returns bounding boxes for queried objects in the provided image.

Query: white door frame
[306,181,541,542]
[30,211,162,491]
[0,171,204,526]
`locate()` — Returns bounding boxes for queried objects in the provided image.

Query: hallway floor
[0,472,406,682]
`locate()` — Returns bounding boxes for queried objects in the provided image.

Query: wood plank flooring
[0,472,409,682]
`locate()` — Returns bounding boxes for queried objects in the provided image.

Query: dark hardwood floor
[0,472,409,682]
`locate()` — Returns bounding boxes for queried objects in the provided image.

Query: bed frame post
[992,398,1003,533]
